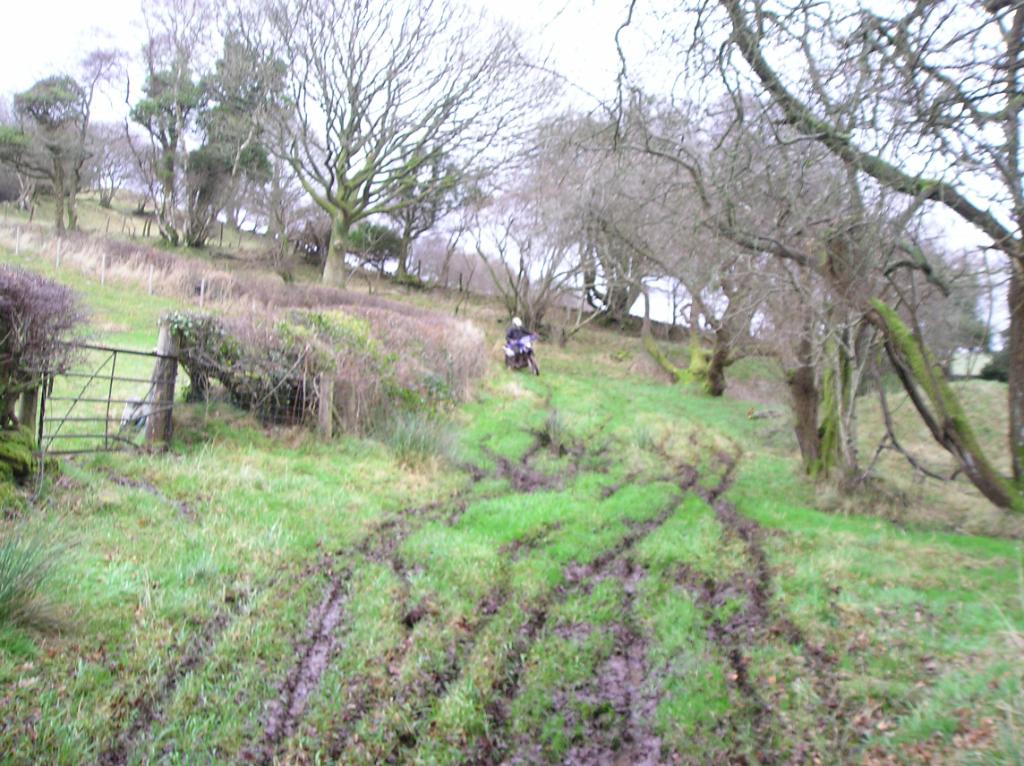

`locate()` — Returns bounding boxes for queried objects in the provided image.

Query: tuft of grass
[0,528,65,633]
[374,410,456,467]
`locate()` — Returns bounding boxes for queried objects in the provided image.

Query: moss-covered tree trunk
[322,214,353,286]
[812,338,857,481]
[641,291,687,384]
[705,327,730,397]
[870,299,1024,511]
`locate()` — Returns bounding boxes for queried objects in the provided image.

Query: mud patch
[563,560,662,766]
[487,488,689,764]
[492,453,564,492]
[499,521,563,561]
[244,566,350,764]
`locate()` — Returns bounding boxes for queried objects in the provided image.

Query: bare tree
[467,177,583,332]
[85,122,137,208]
[260,0,540,285]
[666,0,1024,509]
[610,91,932,481]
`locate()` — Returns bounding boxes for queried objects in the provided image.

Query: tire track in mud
[243,499,464,765]
[480,464,704,766]
[674,451,852,765]
[324,435,576,762]
[242,407,633,763]
[97,592,251,766]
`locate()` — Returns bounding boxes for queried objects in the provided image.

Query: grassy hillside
[1,218,1023,764]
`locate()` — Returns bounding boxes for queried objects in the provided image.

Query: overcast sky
[0,0,638,119]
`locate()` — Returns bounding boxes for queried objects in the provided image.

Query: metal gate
[35,343,176,457]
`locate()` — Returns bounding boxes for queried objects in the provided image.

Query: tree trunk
[52,161,66,235]
[814,339,858,480]
[641,290,687,384]
[396,248,410,280]
[1009,262,1024,483]
[322,215,351,286]
[787,333,820,471]
[870,299,1023,511]
[157,148,180,246]
[65,193,78,232]
[705,327,730,397]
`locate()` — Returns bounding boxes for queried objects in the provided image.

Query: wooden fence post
[318,375,334,439]
[56,238,62,268]
[100,251,106,285]
[148,264,155,296]
[15,226,20,256]
[146,319,180,446]
[18,383,39,438]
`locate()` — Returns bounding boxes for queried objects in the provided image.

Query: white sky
[0,0,144,116]
[0,0,639,119]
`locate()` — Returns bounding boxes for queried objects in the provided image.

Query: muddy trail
[96,406,851,765]
[481,462,704,766]
[243,414,591,764]
[675,452,854,765]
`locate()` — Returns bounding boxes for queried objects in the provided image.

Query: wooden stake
[318,376,334,439]
[18,383,39,438]
[15,226,20,256]
[199,278,206,308]
[146,319,180,446]
[100,251,107,285]
[55,238,62,268]
[148,264,155,296]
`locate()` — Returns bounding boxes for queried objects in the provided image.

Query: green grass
[1,229,1024,764]
[0,526,64,633]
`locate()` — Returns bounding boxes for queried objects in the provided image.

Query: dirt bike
[504,334,540,375]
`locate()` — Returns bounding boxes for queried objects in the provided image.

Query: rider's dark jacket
[506,325,530,342]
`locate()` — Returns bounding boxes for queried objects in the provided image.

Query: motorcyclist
[504,317,539,374]
[506,316,530,342]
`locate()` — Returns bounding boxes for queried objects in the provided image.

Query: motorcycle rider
[506,316,530,342]
[504,317,539,374]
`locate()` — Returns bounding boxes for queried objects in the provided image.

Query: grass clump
[373,410,456,467]
[0,527,64,632]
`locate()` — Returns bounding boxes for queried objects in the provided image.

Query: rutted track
[97,404,851,765]
[97,594,250,766]
[674,451,854,764]
[479,460,704,765]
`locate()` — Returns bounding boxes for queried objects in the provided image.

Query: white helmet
[512,317,523,327]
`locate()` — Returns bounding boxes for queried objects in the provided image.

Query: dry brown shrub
[0,224,487,433]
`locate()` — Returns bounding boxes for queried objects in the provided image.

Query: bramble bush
[168,303,485,434]
[0,266,84,429]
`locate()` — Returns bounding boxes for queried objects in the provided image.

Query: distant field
[1,218,1023,764]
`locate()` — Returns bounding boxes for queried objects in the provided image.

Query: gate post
[318,375,334,440]
[18,382,39,437]
[146,319,180,446]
